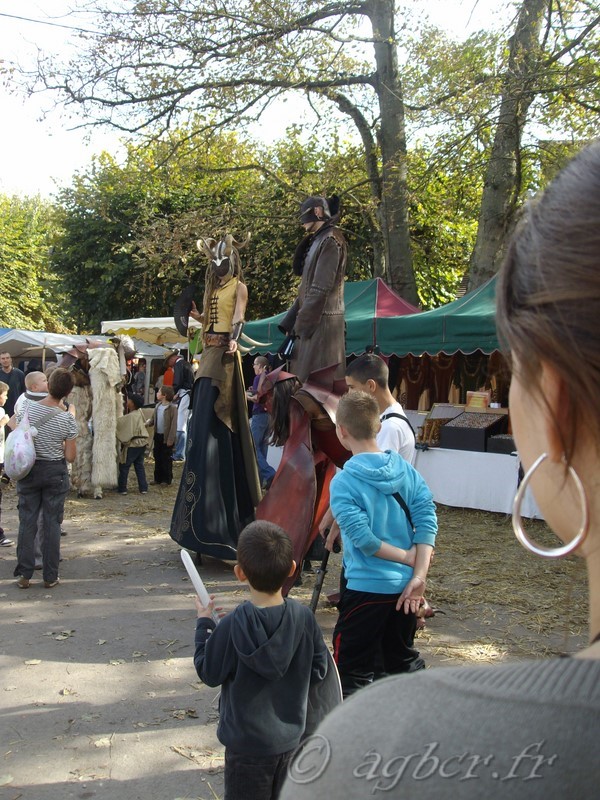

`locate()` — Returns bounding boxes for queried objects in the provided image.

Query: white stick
[181,549,219,623]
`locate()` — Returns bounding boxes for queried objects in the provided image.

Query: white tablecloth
[414,447,542,518]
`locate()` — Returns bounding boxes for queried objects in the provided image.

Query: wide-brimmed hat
[299,194,340,224]
[66,343,89,359]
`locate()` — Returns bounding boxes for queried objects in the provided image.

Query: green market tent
[245,275,499,357]
[376,275,499,356]
[244,277,419,356]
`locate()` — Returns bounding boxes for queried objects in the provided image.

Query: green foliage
[0,195,68,331]
[14,0,597,302]
[22,2,596,326]
[52,126,381,329]
[408,149,481,309]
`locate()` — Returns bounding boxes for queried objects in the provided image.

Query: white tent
[0,329,174,404]
[0,330,95,358]
[0,329,170,360]
[101,316,201,347]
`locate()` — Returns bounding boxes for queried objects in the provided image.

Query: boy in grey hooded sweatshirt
[194,520,328,800]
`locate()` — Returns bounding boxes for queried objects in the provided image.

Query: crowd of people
[3,147,599,799]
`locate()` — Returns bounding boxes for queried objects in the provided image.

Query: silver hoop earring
[512,453,589,558]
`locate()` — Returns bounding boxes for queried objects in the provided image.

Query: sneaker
[17,576,30,589]
[0,536,14,547]
[60,528,67,537]
[119,491,128,495]
[44,579,60,589]
[140,490,148,494]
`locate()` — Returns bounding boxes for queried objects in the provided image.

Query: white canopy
[101,316,201,346]
[0,329,171,360]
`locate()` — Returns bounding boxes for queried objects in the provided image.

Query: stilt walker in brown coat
[279,195,347,382]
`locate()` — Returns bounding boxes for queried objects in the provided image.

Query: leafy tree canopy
[52,122,483,332]
[17,0,600,295]
[0,195,68,331]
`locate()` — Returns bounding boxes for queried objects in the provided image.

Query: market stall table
[414,447,541,518]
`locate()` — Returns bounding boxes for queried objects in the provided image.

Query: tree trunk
[368,0,418,304]
[468,0,547,290]
[324,89,386,278]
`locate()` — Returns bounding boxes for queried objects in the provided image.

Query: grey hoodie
[194,598,328,755]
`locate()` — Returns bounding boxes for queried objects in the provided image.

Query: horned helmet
[196,233,250,280]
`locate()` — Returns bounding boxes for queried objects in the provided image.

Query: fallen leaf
[97,639,107,645]
[109,659,126,666]
[93,737,112,748]
[4,686,17,692]
[131,651,146,658]
[54,633,72,641]
[59,688,77,696]
[24,659,41,666]
[171,709,198,720]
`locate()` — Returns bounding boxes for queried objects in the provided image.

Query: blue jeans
[250,412,275,486]
[118,446,148,493]
[173,429,187,460]
[173,390,190,460]
[15,459,69,583]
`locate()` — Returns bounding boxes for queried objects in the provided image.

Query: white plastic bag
[4,410,37,480]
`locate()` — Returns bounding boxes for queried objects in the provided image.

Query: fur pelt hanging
[68,369,95,496]
[89,348,123,491]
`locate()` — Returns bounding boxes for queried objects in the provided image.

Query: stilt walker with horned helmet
[170,233,261,560]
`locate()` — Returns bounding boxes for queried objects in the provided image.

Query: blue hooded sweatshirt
[330,450,437,594]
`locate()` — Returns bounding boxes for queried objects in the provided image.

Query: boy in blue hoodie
[194,520,329,800]
[330,390,437,698]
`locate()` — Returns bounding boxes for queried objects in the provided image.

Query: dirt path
[0,469,588,800]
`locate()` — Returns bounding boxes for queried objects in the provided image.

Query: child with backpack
[330,390,437,698]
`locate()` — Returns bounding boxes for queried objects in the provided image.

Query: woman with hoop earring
[280,144,600,800]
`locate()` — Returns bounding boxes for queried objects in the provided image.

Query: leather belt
[204,333,230,347]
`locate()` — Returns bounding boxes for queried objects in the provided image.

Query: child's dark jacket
[194,598,328,755]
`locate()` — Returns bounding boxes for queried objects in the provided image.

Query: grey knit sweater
[280,657,600,798]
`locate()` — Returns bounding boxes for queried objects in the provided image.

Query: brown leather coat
[279,222,347,381]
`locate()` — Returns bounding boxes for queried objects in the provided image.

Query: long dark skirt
[170,378,257,560]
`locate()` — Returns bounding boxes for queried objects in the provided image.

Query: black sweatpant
[332,587,424,698]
